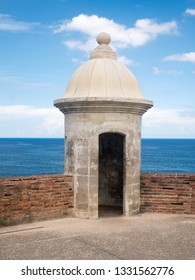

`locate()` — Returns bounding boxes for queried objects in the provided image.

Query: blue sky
[0,0,195,138]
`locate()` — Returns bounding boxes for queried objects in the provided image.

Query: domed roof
[64,32,144,99]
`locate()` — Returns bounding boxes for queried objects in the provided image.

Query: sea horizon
[0,138,194,178]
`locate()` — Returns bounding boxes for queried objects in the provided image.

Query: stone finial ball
[96,32,111,45]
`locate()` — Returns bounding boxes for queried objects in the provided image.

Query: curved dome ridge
[111,60,125,97]
[88,59,97,97]
[64,57,144,99]
[89,59,107,97]
[63,33,145,100]
[104,59,107,97]
[117,61,143,98]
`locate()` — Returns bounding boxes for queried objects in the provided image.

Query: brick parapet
[140,174,195,214]
[1,173,194,226]
[0,174,74,226]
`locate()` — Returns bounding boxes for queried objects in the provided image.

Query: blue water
[0,138,194,177]
[141,139,195,173]
[0,138,64,178]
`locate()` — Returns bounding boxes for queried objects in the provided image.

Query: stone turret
[54,32,153,218]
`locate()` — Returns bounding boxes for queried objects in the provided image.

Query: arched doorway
[98,133,125,217]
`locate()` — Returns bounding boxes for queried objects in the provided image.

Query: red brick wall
[141,174,195,214]
[1,173,194,227]
[0,174,74,226]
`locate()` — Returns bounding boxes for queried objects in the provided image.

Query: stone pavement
[0,213,194,260]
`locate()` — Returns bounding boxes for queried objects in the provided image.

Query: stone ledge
[54,97,153,115]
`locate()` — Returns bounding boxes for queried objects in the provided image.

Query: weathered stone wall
[140,174,195,214]
[65,112,142,218]
[0,174,74,226]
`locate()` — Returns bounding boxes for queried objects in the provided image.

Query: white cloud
[118,56,134,66]
[142,107,195,138]
[63,38,96,52]
[185,8,195,15]
[0,13,39,32]
[165,52,195,63]
[0,71,53,89]
[71,58,84,64]
[0,105,64,137]
[152,66,183,75]
[153,67,162,75]
[53,14,177,51]
[0,105,194,138]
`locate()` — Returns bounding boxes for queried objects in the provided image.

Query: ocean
[0,138,194,178]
